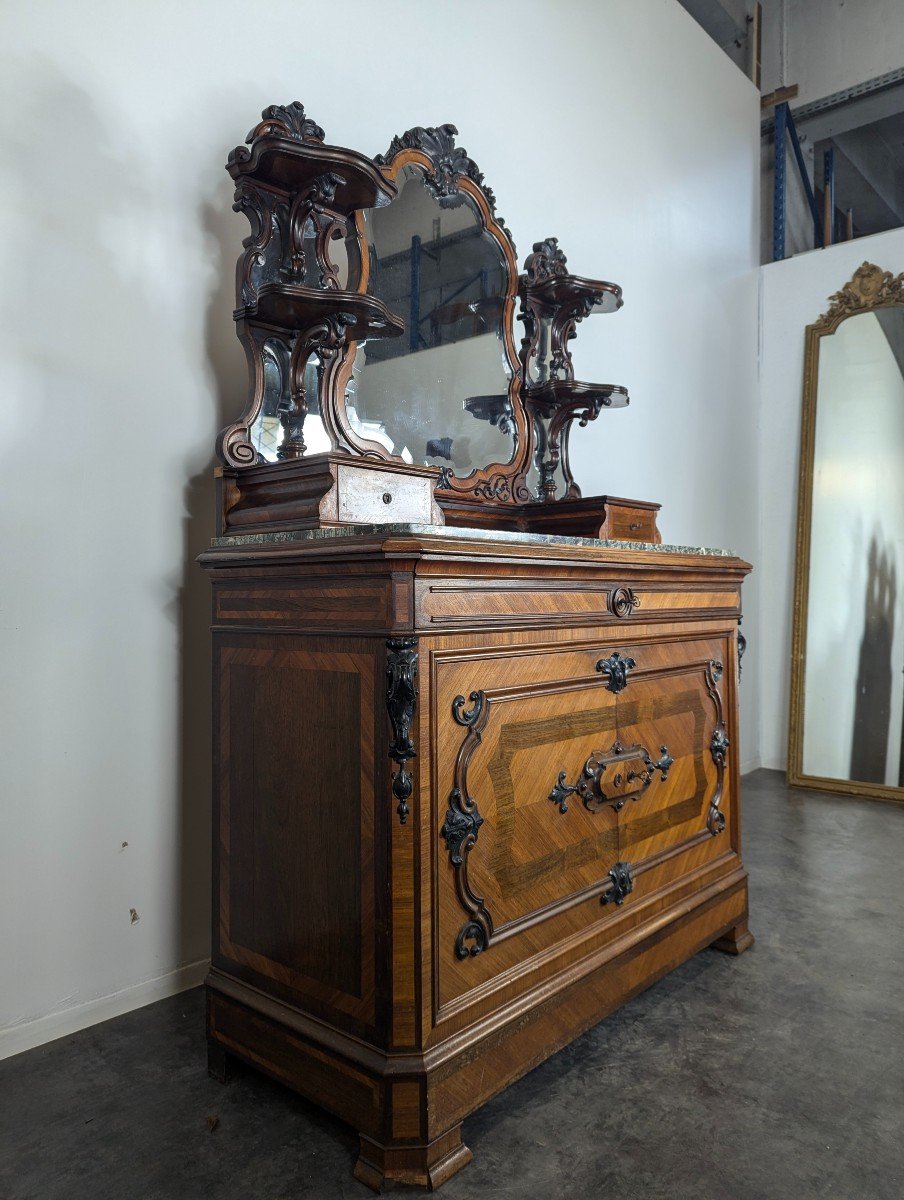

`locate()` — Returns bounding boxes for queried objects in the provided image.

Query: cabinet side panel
[215,641,376,1029]
[229,663,362,997]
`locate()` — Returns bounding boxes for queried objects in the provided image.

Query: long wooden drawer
[430,630,736,1035]
[416,576,740,630]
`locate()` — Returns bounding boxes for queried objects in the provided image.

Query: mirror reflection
[346,164,515,474]
[802,306,904,788]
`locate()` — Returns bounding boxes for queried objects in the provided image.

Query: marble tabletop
[211,522,734,557]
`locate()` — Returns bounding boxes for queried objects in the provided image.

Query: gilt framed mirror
[789,261,904,802]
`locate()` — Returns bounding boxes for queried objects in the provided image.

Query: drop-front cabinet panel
[430,632,734,1029]
[202,530,751,1192]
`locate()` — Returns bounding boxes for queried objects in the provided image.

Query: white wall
[787,0,904,105]
[761,0,904,105]
[758,225,904,770]
[0,0,760,1056]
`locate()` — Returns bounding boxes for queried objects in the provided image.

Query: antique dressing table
[202,104,753,1191]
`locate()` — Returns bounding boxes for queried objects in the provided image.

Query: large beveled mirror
[789,262,904,801]
[337,124,530,503]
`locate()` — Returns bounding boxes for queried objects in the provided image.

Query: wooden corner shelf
[522,379,630,415]
[237,285,405,339]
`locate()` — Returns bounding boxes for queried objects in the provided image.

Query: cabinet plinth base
[354,1129,472,1192]
[711,919,755,955]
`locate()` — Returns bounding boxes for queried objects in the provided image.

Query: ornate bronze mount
[387,638,418,825]
[596,651,636,694]
[549,740,673,814]
[705,660,728,836]
[601,862,633,906]
[737,617,746,678]
[440,691,493,958]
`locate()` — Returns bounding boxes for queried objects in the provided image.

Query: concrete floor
[1,769,901,1200]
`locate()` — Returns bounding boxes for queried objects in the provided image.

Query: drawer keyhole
[382,492,393,504]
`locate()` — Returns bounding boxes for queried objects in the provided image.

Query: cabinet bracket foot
[354,1126,472,1192]
[710,918,755,955]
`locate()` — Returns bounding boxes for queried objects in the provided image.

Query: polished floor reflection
[1,770,901,1200]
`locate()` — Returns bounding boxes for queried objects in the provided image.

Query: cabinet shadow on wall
[177,194,248,970]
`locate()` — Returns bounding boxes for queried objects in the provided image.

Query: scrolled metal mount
[601,862,634,906]
[710,724,729,769]
[738,618,747,678]
[452,691,484,726]
[441,789,483,866]
[386,637,418,825]
[550,739,673,814]
[707,723,730,835]
[596,651,636,694]
[705,659,729,837]
[707,803,727,836]
[444,689,493,958]
[455,920,488,959]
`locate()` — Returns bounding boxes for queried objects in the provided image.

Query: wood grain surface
[203,531,752,1190]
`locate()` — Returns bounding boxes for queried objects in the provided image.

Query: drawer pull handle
[601,861,634,906]
[550,739,673,814]
[608,587,640,618]
[596,650,636,693]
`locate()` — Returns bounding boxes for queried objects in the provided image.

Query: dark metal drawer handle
[608,587,640,617]
[550,739,673,814]
[596,651,636,693]
[601,861,634,906]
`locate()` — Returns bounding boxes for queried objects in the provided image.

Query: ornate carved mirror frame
[213,103,660,542]
[788,261,904,802]
[345,124,532,508]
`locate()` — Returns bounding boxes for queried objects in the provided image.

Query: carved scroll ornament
[440,692,493,958]
[375,123,513,245]
[705,660,728,835]
[522,236,569,284]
